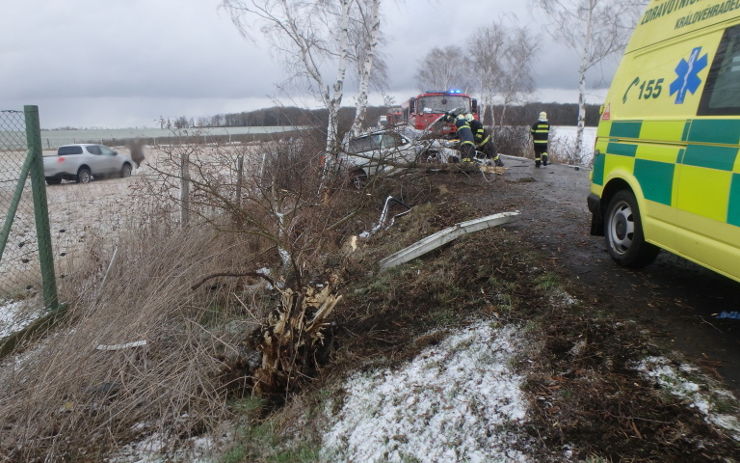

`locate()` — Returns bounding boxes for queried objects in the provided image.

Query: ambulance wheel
[604,189,659,268]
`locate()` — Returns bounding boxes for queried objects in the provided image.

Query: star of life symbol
[669,46,708,104]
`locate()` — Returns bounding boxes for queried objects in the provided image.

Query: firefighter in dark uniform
[530,111,550,167]
[467,114,503,167]
[454,115,476,162]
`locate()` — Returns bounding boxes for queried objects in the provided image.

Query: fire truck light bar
[424,90,464,95]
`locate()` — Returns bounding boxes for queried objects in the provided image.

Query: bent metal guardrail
[379,211,520,270]
[0,106,58,308]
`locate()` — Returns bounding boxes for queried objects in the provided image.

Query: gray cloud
[1,0,623,127]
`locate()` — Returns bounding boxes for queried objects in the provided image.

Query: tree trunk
[575,0,595,161]
[351,0,381,137]
[325,0,352,155]
[486,93,495,127]
[500,101,508,127]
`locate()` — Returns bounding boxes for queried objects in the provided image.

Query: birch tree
[350,0,382,136]
[470,25,507,126]
[534,0,646,156]
[470,22,536,127]
[415,46,474,92]
[498,27,537,126]
[222,0,353,155]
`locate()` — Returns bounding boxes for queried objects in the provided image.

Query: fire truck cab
[402,90,478,135]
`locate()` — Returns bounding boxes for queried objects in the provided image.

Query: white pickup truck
[43,144,134,185]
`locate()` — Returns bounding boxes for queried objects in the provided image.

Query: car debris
[379,211,520,270]
[96,340,147,351]
[360,196,412,239]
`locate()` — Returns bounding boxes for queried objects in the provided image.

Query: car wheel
[120,163,132,178]
[416,150,441,164]
[349,170,367,189]
[45,177,61,185]
[76,167,92,184]
[604,189,659,268]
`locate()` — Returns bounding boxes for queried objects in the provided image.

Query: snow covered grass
[0,298,42,339]
[321,323,532,463]
[635,356,740,441]
[106,427,225,463]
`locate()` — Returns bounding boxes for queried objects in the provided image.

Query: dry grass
[0,222,269,461]
[0,132,467,461]
[548,132,588,165]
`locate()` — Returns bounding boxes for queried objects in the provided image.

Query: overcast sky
[1,0,617,128]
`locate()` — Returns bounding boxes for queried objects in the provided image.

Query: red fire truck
[401,90,479,134]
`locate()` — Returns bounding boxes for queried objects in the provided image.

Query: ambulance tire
[604,189,660,268]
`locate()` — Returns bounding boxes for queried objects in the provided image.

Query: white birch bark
[575,1,594,160]
[350,0,381,137]
[325,0,352,155]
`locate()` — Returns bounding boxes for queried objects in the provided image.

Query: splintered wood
[252,280,342,396]
[479,165,506,174]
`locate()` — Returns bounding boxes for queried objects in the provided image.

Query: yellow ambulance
[588,0,740,282]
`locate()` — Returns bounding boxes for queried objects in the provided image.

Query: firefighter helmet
[465,113,474,121]
[539,111,548,121]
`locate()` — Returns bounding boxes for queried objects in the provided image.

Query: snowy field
[0,146,142,297]
[38,126,304,150]
[549,126,597,165]
[0,144,261,298]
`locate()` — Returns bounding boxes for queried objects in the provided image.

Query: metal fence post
[236,155,244,208]
[180,150,190,227]
[24,105,58,310]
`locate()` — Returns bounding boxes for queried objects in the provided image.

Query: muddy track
[468,155,740,394]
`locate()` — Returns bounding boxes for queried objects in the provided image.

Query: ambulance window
[699,25,740,116]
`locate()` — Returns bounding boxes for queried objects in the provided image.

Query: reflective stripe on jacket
[531,121,550,144]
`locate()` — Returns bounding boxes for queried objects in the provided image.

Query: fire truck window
[418,95,471,113]
[699,25,740,116]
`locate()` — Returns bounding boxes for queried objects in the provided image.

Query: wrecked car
[334,116,460,187]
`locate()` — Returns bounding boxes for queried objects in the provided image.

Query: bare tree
[534,0,646,156]
[415,46,474,92]
[497,27,537,126]
[470,21,536,127]
[222,0,354,156]
[470,24,507,126]
[350,0,383,136]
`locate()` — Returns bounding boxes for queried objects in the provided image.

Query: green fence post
[24,105,58,310]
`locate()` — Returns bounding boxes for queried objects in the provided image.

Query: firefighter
[454,114,476,162]
[467,114,503,167]
[530,111,550,168]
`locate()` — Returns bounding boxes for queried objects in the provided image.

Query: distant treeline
[186,102,601,131]
[486,102,602,127]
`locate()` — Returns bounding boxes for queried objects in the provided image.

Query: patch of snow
[107,430,222,463]
[549,289,578,309]
[0,298,43,339]
[321,324,532,462]
[635,356,740,440]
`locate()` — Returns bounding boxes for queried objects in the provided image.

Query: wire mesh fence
[0,110,41,297]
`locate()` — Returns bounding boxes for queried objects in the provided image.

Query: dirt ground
[4,143,738,461]
[471,155,740,395]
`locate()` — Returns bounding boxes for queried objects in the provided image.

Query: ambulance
[588,0,740,282]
